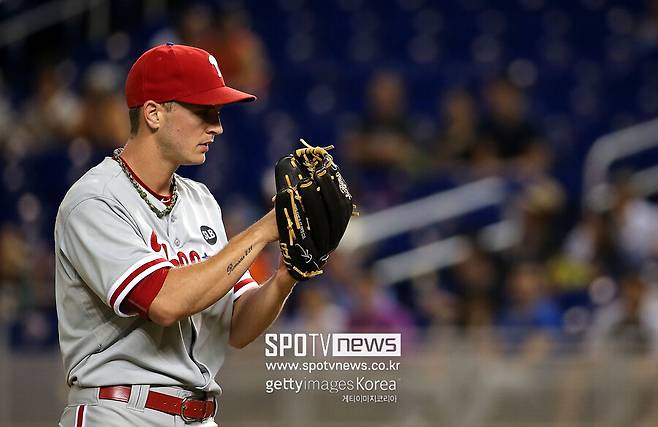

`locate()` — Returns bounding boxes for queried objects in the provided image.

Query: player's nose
[207,117,223,137]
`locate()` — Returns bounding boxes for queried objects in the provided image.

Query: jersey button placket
[165,199,179,239]
[167,204,183,255]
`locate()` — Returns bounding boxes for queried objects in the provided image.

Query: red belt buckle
[180,395,214,423]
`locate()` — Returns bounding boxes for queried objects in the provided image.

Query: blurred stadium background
[2,0,658,426]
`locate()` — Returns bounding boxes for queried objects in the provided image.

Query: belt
[99,385,215,422]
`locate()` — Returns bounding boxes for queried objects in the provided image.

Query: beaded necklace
[112,148,178,218]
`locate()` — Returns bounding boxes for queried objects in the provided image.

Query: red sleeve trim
[109,258,169,308]
[234,278,256,293]
[120,267,170,319]
[233,278,259,301]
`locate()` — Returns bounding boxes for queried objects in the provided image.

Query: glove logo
[336,172,352,200]
[200,225,218,245]
[295,244,313,264]
[294,207,306,240]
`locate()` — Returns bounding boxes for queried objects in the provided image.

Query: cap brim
[177,85,257,106]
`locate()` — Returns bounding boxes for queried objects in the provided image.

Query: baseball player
[55,43,298,426]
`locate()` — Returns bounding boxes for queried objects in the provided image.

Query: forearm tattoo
[226,245,253,275]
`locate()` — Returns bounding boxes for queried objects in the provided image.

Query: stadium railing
[584,117,658,204]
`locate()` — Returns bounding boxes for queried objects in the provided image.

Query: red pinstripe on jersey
[75,405,85,427]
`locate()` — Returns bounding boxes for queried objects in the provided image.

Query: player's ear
[143,100,162,131]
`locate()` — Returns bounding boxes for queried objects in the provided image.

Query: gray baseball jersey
[55,157,258,394]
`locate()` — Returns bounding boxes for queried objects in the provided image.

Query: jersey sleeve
[121,267,170,319]
[233,270,259,301]
[60,198,174,317]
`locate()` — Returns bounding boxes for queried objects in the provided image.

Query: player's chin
[189,154,207,165]
[181,154,206,166]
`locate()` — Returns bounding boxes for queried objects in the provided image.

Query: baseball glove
[274,139,356,281]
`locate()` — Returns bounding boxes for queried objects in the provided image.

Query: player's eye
[190,108,209,116]
[191,108,217,122]
[179,103,220,124]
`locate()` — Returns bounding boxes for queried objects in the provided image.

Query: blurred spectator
[213,9,271,97]
[324,251,364,304]
[478,78,552,178]
[287,282,348,333]
[347,271,414,333]
[637,0,658,44]
[343,70,418,208]
[449,239,504,330]
[177,3,215,51]
[0,225,29,283]
[497,262,562,360]
[13,64,81,156]
[563,176,658,279]
[0,223,55,350]
[432,88,489,174]
[178,5,270,97]
[429,240,505,354]
[345,71,415,171]
[607,177,658,267]
[76,62,130,150]
[587,273,658,356]
[563,208,627,278]
[508,178,567,262]
[0,73,16,156]
[0,225,28,322]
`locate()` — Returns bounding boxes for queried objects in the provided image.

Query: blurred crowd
[2,0,658,366]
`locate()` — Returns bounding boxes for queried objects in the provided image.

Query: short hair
[128,102,175,135]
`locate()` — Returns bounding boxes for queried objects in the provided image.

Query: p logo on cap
[208,55,222,78]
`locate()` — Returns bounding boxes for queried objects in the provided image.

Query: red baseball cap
[125,43,256,108]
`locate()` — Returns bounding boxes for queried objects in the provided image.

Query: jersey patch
[200,225,217,245]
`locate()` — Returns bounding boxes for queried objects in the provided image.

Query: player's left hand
[273,139,357,281]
